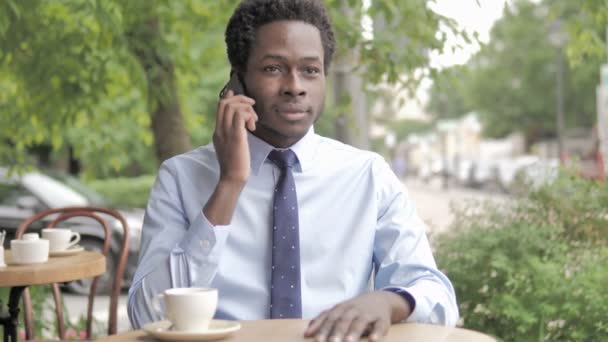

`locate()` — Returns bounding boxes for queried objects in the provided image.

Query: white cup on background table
[41,228,81,252]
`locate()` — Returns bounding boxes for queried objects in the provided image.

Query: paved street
[404,178,507,235]
[58,179,505,336]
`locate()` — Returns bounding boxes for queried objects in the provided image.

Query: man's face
[243,20,326,148]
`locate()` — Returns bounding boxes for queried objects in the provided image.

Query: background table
[98,319,497,342]
[0,250,106,342]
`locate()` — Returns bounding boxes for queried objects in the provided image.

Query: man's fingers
[344,315,373,342]
[246,118,256,131]
[232,94,255,105]
[221,91,255,105]
[327,309,358,342]
[216,91,255,131]
[232,105,257,132]
[244,106,258,131]
[305,311,328,337]
[314,306,348,342]
[216,90,233,133]
[222,101,237,133]
[368,319,390,342]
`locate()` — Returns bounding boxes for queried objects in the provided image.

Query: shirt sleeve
[371,156,459,326]
[127,160,231,329]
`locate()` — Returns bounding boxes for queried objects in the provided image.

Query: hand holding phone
[213,72,258,184]
[203,72,258,225]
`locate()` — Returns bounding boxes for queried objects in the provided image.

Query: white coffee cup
[41,228,81,252]
[153,287,218,332]
[0,246,6,267]
[10,234,49,264]
[22,233,40,241]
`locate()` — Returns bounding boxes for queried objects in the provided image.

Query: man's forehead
[260,54,322,63]
[250,20,324,60]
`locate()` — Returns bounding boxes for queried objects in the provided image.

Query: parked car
[0,167,144,294]
[512,159,559,191]
[469,159,499,189]
[495,155,540,192]
[454,159,475,187]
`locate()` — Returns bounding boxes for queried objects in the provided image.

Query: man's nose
[281,72,306,97]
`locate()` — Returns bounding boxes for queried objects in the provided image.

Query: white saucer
[49,246,85,257]
[144,320,241,341]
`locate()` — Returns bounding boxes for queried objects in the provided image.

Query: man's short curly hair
[225,0,336,74]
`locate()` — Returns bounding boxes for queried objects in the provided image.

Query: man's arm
[127,162,231,328]
[305,156,458,342]
[371,157,458,326]
[128,90,259,328]
[204,90,257,225]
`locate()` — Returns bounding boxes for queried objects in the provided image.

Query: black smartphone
[219,72,246,98]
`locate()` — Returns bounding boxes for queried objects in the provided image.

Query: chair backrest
[16,206,129,340]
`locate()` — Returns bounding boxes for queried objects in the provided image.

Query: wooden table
[97,319,497,342]
[0,250,106,342]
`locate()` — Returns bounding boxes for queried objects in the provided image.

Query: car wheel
[64,238,116,295]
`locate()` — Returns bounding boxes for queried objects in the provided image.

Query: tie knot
[268,149,298,169]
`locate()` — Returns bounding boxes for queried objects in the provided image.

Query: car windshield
[42,171,107,207]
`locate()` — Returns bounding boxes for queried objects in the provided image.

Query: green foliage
[528,171,608,243]
[426,65,472,120]
[435,172,608,341]
[0,286,53,338]
[1,0,466,177]
[60,304,103,339]
[427,0,604,145]
[0,286,102,339]
[551,0,608,67]
[86,175,155,208]
[0,0,233,176]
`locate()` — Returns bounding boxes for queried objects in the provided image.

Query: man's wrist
[217,178,247,192]
[382,288,416,322]
[203,180,247,226]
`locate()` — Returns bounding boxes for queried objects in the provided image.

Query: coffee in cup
[153,287,218,332]
[41,228,81,252]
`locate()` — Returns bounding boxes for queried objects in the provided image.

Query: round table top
[0,250,106,287]
[97,319,496,342]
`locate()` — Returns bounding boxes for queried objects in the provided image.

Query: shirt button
[200,240,210,248]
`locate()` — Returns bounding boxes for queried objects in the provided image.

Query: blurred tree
[0,0,462,176]
[326,0,463,145]
[549,0,607,67]
[426,65,472,120]
[466,0,559,145]
[447,0,601,148]
[0,0,234,176]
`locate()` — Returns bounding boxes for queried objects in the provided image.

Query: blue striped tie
[267,149,302,318]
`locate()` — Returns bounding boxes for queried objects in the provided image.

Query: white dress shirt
[127,127,458,328]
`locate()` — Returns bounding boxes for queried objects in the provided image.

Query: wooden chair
[15,206,130,340]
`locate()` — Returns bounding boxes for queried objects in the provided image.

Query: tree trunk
[333,70,351,144]
[524,126,544,153]
[68,145,81,175]
[330,0,369,148]
[128,18,192,165]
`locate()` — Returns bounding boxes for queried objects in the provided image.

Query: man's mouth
[276,105,310,120]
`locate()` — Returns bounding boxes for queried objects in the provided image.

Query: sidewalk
[404,178,506,234]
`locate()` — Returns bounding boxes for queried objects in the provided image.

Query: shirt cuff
[382,287,416,318]
[176,211,231,266]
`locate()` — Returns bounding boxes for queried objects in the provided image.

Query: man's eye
[304,67,321,75]
[263,66,281,73]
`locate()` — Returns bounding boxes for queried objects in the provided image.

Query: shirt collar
[248,126,318,175]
